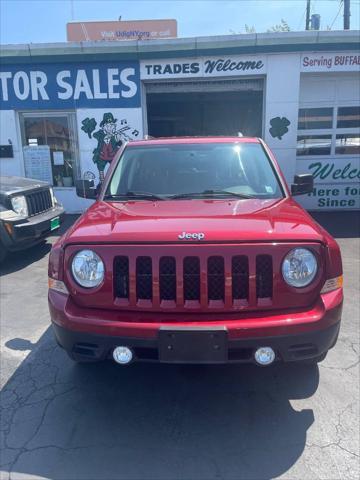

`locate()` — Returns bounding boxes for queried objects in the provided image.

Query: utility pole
[305,0,311,30]
[344,0,350,30]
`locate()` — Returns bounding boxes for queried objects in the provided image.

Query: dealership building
[0,30,359,212]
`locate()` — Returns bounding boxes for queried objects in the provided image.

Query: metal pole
[344,0,350,30]
[306,0,311,30]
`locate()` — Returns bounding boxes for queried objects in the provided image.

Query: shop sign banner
[301,52,360,72]
[140,55,267,80]
[296,157,360,209]
[0,62,140,109]
[297,157,360,183]
[67,20,177,41]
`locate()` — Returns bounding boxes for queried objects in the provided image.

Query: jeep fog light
[282,248,317,288]
[254,347,275,366]
[71,249,104,288]
[113,346,133,365]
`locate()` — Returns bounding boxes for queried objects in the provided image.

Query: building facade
[0,31,359,212]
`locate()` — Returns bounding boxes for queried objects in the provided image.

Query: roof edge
[0,30,359,63]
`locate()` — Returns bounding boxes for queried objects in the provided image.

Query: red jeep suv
[48,137,343,366]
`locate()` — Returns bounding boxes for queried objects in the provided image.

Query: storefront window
[337,106,360,129]
[335,134,360,154]
[297,135,332,156]
[20,112,79,187]
[298,107,333,130]
[297,105,360,156]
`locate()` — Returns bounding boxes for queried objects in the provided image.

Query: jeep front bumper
[49,288,343,364]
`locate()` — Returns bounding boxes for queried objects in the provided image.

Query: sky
[0,0,359,45]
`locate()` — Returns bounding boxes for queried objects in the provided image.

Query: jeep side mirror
[75,179,98,199]
[291,174,314,196]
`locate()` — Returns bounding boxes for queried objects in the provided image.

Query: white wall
[0,110,24,177]
[264,53,301,186]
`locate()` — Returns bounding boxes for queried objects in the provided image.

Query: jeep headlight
[71,249,104,288]
[11,195,28,216]
[282,248,318,288]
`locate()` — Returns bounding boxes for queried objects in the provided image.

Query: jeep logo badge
[178,232,205,240]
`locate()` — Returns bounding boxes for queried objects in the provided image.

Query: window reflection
[335,134,360,154]
[297,135,332,156]
[337,107,360,129]
[298,108,333,130]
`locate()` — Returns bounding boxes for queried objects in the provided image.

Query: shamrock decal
[269,117,291,140]
[81,117,97,139]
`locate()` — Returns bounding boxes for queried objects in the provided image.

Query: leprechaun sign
[81,111,140,182]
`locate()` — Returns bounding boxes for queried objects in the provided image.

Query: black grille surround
[232,256,249,300]
[256,255,273,299]
[159,257,176,301]
[208,256,225,301]
[114,253,274,308]
[25,189,53,216]
[184,257,200,301]
[136,257,153,300]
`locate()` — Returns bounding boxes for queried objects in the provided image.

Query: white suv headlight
[282,248,318,288]
[11,195,28,216]
[71,249,104,288]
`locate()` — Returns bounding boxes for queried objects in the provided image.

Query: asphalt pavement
[0,212,359,480]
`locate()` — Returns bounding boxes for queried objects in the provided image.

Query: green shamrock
[269,117,291,140]
[81,117,97,139]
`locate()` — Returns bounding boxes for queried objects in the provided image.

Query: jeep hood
[63,198,327,245]
[0,176,49,195]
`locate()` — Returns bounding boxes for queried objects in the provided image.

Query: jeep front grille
[114,253,273,309]
[26,189,53,216]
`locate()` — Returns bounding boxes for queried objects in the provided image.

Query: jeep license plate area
[159,327,228,363]
[50,217,60,231]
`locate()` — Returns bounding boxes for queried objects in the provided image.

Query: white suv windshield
[106,143,284,200]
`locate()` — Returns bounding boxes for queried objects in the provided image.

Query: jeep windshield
[105,142,284,200]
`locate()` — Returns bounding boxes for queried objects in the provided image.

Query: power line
[330,0,344,29]
[297,7,307,30]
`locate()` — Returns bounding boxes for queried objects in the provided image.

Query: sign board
[67,20,177,42]
[140,55,267,80]
[23,146,52,184]
[53,151,64,166]
[0,61,140,109]
[296,157,360,210]
[301,52,360,72]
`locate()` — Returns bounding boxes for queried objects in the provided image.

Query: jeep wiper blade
[170,190,254,200]
[104,191,165,201]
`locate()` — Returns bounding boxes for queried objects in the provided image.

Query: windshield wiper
[104,191,165,201]
[169,190,254,200]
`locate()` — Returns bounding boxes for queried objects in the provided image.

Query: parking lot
[0,212,359,480]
